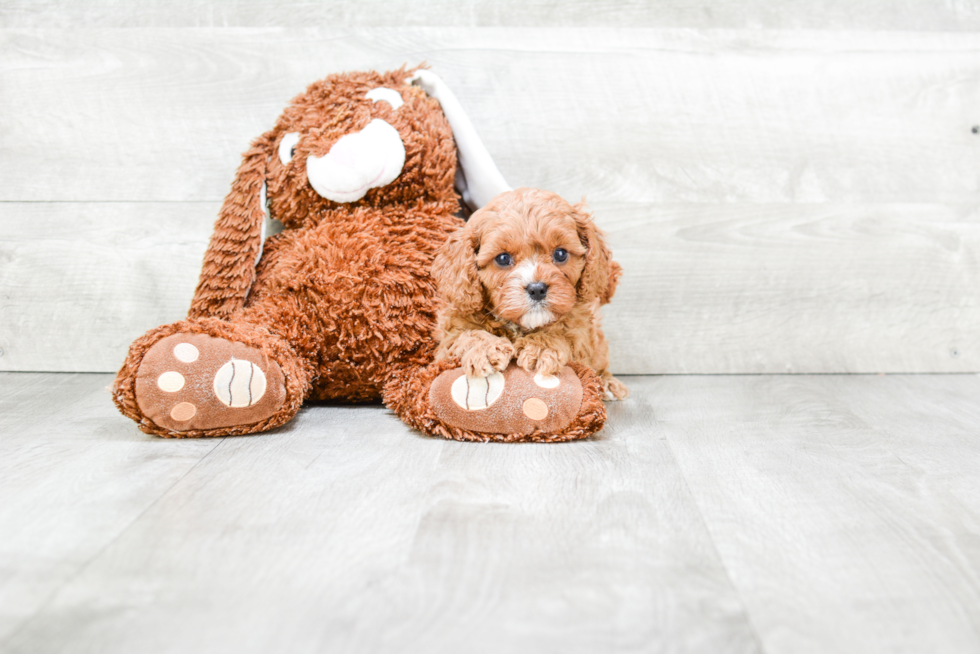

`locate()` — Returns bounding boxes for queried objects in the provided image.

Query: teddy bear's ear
[407,69,510,212]
[431,222,484,316]
[188,130,276,320]
[571,201,618,305]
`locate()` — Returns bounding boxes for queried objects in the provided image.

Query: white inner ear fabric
[407,70,510,211]
[366,87,404,110]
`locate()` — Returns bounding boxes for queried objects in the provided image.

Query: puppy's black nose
[526,281,549,302]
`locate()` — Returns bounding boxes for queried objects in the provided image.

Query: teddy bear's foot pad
[429,363,583,435]
[134,333,287,433]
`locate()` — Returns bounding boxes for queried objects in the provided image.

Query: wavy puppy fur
[431,187,628,400]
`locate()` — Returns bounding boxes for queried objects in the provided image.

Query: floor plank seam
[0,435,228,650]
[661,434,770,654]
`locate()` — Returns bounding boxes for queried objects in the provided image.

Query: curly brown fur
[115,66,464,436]
[116,70,615,442]
[188,132,276,320]
[431,187,628,400]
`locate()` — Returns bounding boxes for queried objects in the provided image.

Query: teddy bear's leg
[383,360,607,443]
[113,317,309,438]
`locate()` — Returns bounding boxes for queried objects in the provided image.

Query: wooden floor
[1,373,978,653]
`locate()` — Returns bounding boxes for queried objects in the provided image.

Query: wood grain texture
[0,202,214,373]
[652,374,980,654]
[2,201,976,374]
[2,0,980,30]
[2,26,978,374]
[599,202,980,374]
[0,372,219,643]
[0,372,761,654]
[1,28,978,204]
[4,372,980,652]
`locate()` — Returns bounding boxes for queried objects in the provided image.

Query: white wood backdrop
[1,4,979,373]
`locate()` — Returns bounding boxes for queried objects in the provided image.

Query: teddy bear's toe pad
[135,333,286,432]
[430,363,583,435]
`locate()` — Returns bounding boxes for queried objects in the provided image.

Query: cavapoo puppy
[432,187,628,400]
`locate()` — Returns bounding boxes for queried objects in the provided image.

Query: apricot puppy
[432,187,628,400]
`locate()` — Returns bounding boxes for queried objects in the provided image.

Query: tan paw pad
[533,373,560,389]
[157,371,185,392]
[522,398,549,421]
[170,402,197,421]
[173,342,199,363]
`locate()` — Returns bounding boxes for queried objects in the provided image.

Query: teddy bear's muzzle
[305,119,405,204]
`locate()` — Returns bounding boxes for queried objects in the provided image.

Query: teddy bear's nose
[324,135,360,168]
[526,282,549,302]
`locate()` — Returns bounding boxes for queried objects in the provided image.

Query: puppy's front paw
[517,343,566,376]
[460,336,515,378]
[603,374,629,400]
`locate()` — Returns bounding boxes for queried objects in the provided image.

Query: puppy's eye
[553,248,569,263]
[494,253,513,267]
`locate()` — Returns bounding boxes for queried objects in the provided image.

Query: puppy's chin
[519,305,555,330]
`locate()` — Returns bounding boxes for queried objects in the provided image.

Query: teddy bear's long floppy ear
[431,223,484,316]
[572,202,621,306]
[187,131,276,320]
[407,69,510,212]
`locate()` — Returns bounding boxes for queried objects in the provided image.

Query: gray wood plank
[651,373,980,654]
[0,202,213,373]
[3,201,977,375]
[601,202,980,374]
[0,372,220,644]
[839,375,980,511]
[3,0,979,31]
[1,28,978,204]
[5,372,980,653]
[1,373,761,654]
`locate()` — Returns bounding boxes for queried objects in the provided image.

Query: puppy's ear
[432,222,483,315]
[189,130,276,320]
[604,260,623,305]
[572,201,618,305]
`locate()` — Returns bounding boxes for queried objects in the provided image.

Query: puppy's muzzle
[526,281,549,302]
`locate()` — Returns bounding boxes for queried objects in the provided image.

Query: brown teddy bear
[112,66,608,442]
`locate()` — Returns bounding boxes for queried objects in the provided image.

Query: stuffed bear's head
[189,66,511,320]
[262,67,458,228]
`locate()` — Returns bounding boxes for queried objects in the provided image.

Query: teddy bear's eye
[553,248,569,263]
[494,253,513,267]
[365,87,404,110]
[278,132,301,165]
